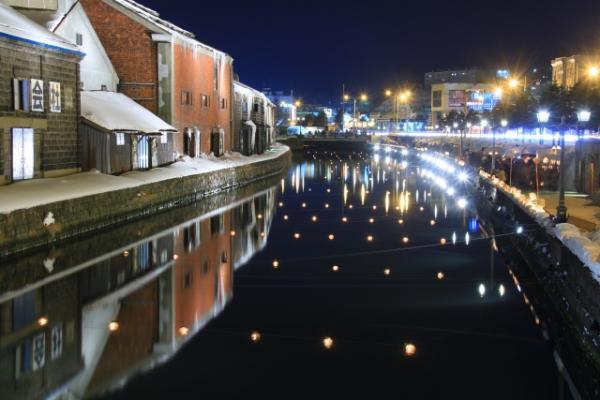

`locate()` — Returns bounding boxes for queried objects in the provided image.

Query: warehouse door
[12,128,34,181]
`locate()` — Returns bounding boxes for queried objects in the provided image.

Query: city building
[80,0,234,157]
[424,68,505,127]
[424,68,498,90]
[551,55,596,89]
[233,81,276,155]
[0,3,83,185]
[431,82,500,127]
[263,88,297,127]
[371,88,429,132]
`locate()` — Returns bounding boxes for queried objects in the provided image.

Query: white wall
[54,2,119,92]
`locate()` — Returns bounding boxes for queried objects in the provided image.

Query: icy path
[0,144,288,214]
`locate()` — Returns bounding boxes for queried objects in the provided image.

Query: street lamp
[343,93,368,132]
[556,115,568,223]
[494,87,504,99]
[588,66,600,79]
[537,110,550,145]
[577,109,591,141]
[389,90,411,132]
[481,118,489,134]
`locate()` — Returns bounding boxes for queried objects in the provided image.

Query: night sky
[141,0,600,104]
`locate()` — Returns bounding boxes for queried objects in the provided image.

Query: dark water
[1,149,567,399]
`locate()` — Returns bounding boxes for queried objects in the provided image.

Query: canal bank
[476,176,600,398]
[414,145,600,397]
[0,145,291,258]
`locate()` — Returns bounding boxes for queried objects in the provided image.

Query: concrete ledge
[0,147,291,257]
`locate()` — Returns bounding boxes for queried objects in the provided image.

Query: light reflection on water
[0,150,568,399]
[0,185,278,400]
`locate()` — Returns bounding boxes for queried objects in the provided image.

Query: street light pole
[556,116,568,223]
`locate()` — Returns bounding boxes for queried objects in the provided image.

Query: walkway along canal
[0,146,592,399]
[0,144,291,258]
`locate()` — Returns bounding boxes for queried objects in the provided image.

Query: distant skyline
[141,0,600,104]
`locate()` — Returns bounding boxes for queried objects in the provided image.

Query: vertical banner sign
[49,82,61,113]
[51,324,63,360]
[32,333,45,371]
[30,79,44,112]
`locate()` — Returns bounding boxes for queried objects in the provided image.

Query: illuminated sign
[448,90,466,107]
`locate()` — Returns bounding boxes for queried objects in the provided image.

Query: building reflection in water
[0,187,277,400]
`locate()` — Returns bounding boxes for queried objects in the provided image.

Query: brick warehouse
[80,0,234,158]
[0,4,83,186]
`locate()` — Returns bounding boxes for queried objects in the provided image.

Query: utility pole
[556,116,568,223]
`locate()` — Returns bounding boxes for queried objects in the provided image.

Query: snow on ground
[479,170,600,283]
[0,144,288,214]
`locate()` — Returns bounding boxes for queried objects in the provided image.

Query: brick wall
[0,39,81,184]
[81,0,158,113]
[172,44,233,155]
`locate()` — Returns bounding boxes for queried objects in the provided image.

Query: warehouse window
[181,91,192,105]
[201,95,210,108]
[13,79,30,111]
[116,132,125,146]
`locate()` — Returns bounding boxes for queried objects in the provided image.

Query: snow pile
[479,170,553,229]
[480,169,600,282]
[0,3,81,54]
[43,212,55,227]
[555,224,600,280]
[0,144,289,214]
[81,91,176,133]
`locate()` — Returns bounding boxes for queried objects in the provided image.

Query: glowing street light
[360,93,368,102]
[588,66,600,78]
[537,110,550,124]
[508,78,520,89]
[537,110,551,145]
[500,119,508,128]
[385,89,392,97]
[577,110,591,123]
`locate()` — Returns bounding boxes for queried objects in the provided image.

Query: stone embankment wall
[0,149,291,257]
[477,179,600,397]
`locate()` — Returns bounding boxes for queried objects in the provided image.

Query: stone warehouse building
[80,0,234,158]
[0,3,83,185]
[233,80,276,156]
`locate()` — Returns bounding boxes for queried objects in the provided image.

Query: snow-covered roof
[0,3,83,56]
[109,0,229,58]
[112,0,194,38]
[81,91,177,134]
[234,80,275,107]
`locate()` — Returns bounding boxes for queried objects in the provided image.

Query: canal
[1,148,573,399]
